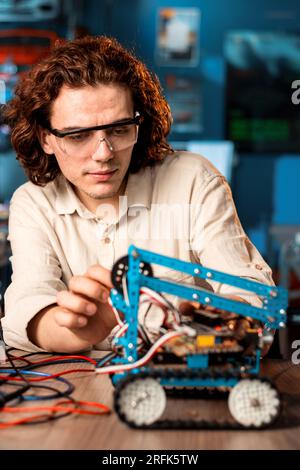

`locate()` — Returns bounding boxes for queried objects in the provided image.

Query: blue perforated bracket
[110,245,288,364]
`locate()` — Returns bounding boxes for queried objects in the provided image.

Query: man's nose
[91,137,114,161]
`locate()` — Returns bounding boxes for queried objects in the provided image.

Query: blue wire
[96,352,116,368]
[1,369,74,400]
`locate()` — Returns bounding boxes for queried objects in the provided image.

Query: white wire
[140,287,170,307]
[95,330,184,375]
[108,297,124,327]
[122,274,130,305]
[140,287,181,327]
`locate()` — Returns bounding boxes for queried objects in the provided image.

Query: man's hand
[28,265,117,352]
[55,264,117,343]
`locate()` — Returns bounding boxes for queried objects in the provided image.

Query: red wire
[2,354,97,368]
[0,414,52,429]
[0,355,110,430]
[0,399,110,429]
[26,355,97,366]
[0,355,33,367]
[2,400,110,414]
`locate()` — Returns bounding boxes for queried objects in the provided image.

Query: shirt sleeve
[2,191,67,352]
[190,175,274,306]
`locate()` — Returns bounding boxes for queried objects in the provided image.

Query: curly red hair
[4,35,173,185]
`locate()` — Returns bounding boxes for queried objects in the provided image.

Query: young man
[2,36,273,353]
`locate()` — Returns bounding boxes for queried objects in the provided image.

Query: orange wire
[2,400,110,414]
[0,414,52,429]
[0,399,111,429]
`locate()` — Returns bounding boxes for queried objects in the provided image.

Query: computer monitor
[170,140,235,183]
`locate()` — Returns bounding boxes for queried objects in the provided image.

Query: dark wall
[80,0,300,261]
[2,0,300,262]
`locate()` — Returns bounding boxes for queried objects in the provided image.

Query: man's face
[41,83,136,212]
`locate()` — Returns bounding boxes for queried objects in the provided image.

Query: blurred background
[0,0,300,356]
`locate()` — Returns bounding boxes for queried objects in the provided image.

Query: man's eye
[108,126,130,136]
[66,132,92,142]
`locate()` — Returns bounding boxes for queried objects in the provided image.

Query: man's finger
[54,308,88,328]
[86,264,113,289]
[57,290,97,316]
[69,275,109,302]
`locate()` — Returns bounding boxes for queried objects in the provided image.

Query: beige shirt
[2,152,274,351]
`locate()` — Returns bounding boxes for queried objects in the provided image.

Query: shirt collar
[54,175,92,218]
[124,167,152,211]
[54,167,152,219]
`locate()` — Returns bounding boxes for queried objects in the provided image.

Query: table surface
[1,356,300,450]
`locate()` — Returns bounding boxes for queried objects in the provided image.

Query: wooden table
[1,356,300,450]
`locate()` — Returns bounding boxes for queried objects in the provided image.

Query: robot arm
[109,245,288,362]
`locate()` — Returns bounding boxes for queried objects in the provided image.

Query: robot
[96,245,288,429]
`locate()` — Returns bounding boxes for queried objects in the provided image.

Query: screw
[194,268,200,274]
[192,293,199,300]
[204,297,211,303]
[279,309,286,315]
[131,249,139,259]
[250,398,261,408]
[206,272,213,278]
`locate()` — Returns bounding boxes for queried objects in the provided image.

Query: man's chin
[85,189,118,200]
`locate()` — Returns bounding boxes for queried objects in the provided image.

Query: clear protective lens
[56,123,138,157]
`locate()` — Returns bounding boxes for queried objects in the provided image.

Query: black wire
[5,350,31,386]
[2,350,98,403]
[27,382,74,401]
[0,342,106,427]
[0,357,105,372]
[5,378,74,401]
[1,349,78,421]
[138,324,152,346]
[0,349,31,407]
[19,387,81,426]
[4,350,77,400]
[0,353,81,426]
[5,347,50,358]
[95,351,117,368]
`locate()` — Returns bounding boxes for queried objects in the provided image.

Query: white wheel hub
[228,379,280,428]
[117,378,166,426]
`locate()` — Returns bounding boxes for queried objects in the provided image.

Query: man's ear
[38,127,55,155]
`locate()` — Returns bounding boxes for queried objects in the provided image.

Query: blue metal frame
[110,245,288,386]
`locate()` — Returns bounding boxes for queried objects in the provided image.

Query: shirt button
[255,264,263,270]
[104,237,111,244]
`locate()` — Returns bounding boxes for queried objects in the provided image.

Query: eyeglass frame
[45,111,142,138]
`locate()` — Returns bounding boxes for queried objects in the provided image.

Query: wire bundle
[97,286,195,375]
[0,349,111,429]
